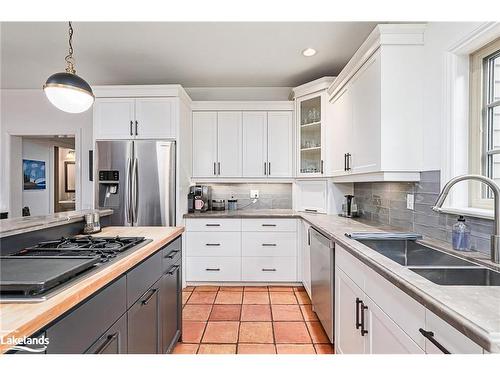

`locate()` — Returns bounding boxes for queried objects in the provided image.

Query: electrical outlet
[406,194,415,210]
[250,190,259,199]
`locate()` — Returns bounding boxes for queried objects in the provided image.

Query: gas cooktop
[0,236,149,302]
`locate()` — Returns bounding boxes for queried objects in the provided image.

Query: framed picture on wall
[64,161,76,193]
[23,159,46,190]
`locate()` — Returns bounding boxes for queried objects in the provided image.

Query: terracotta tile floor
[173,285,335,355]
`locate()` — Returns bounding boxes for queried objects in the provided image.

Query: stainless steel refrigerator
[95,140,176,226]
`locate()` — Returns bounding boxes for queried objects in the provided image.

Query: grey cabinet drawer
[162,236,182,273]
[127,251,162,308]
[84,313,127,354]
[127,280,160,354]
[46,276,126,354]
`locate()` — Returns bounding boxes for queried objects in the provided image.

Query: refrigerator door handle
[124,157,133,224]
[131,157,139,225]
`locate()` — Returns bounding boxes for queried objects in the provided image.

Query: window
[470,38,500,209]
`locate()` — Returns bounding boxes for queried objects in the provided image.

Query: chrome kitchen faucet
[433,174,500,264]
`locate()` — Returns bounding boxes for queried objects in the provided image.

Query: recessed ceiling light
[302,48,317,57]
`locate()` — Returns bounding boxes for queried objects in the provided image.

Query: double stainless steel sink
[349,233,500,286]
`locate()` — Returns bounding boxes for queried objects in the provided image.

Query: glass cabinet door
[299,95,322,174]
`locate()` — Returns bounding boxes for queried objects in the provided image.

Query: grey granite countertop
[185,209,500,352]
[184,209,299,218]
[0,209,113,238]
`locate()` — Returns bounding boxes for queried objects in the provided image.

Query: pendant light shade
[43,22,94,113]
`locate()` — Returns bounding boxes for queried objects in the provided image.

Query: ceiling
[1,22,378,89]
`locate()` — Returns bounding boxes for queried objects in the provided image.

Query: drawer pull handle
[262,243,277,247]
[206,224,221,227]
[165,249,180,259]
[262,268,277,272]
[205,243,221,246]
[419,329,450,354]
[262,224,276,227]
[94,332,119,354]
[165,265,180,275]
[304,209,318,213]
[205,268,220,271]
[141,288,158,305]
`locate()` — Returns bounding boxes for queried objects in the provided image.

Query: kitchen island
[184,209,500,353]
[0,226,184,354]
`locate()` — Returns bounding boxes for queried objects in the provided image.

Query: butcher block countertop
[0,226,184,354]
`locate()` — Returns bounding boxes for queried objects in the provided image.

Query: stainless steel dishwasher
[310,227,334,343]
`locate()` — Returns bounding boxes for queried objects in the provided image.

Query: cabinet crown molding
[291,76,336,99]
[327,23,426,99]
[191,101,294,111]
[92,84,192,104]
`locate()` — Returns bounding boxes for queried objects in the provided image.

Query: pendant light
[43,22,94,113]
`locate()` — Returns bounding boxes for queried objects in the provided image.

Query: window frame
[469,37,500,210]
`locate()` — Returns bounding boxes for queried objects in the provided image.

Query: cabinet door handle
[268,162,271,176]
[135,120,138,136]
[217,162,221,175]
[307,228,311,246]
[262,243,277,247]
[344,153,347,171]
[262,268,277,272]
[321,160,324,174]
[205,268,220,271]
[165,249,180,259]
[355,298,362,330]
[206,223,220,227]
[419,329,450,354]
[166,265,180,275]
[129,121,133,136]
[205,243,221,246]
[360,300,368,336]
[213,162,217,175]
[346,153,352,171]
[140,288,158,305]
[94,332,119,354]
[262,224,276,227]
[264,162,267,175]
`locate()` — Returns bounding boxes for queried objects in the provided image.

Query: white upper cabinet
[192,103,294,180]
[267,111,293,177]
[134,98,176,139]
[192,112,218,178]
[94,98,135,140]
[217,112,242,177]
[327,24,425,182]
[242,112,267,177]
[292,77,335,178]
[94,97,177,140]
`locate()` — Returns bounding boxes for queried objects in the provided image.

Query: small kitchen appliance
[189,185,211,212]
[340,194,358,218]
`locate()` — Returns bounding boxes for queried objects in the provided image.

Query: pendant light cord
[65,21,76,74]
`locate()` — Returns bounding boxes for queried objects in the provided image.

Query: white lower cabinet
[242,257,296,282]
[424,310,483,354]
[335,243,485,354]
[185,218,297,283]
[364,295,424,354]
[186,257,241,282]
[335,267,366,354]
[299,220,312,298]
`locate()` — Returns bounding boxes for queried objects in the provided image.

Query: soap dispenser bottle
[452,216,471,251]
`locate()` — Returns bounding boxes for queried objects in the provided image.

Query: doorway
[12,135,76,217]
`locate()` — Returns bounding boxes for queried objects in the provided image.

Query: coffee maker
[340,194,359,218]
[188,185,211,212]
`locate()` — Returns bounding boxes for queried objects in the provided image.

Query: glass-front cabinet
[293,77,334,177]
[299,95,323,174]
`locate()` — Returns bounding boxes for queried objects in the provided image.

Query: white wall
[0,89,93,217]
[421,22,483,171]
[21,139,52,216]
[185,87,292,101]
